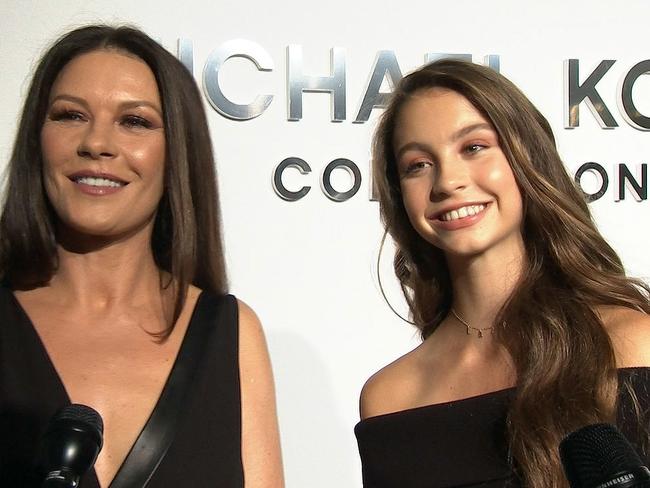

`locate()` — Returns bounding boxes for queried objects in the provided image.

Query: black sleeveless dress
[0,287,243,487]
[355,368,650,487]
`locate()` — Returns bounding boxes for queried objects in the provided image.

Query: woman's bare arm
[238,300,284,487]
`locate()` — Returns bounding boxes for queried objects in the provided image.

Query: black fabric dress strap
[110,291,228,488]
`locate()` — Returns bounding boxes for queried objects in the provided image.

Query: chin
[63,215,119,234]
[57,217,151,243]
[430,236,493,257]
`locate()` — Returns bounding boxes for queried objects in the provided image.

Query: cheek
[482,160,520,195]
[401,179,432,212]
[511,189,524,225]
[400,184,419,219]
[40,126,63,170]
[40,129,64,199]
[403,198,421,227]
[128,139,166,184]
[151,148,166,190]
[482,162,510,185]
[147,150,166,201]
[400,183,430,236]
[485,164,524,220]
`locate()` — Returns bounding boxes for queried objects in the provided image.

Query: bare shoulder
[599,305,650,368]
[359,344,426,420]
[237,299,267,349]
[236,299,284,487]
[236,298,274,397]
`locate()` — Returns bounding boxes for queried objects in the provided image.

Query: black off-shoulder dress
[355,368,650,487]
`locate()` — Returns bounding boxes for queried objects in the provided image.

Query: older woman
[0,25,283,487]
[355,59,650,487]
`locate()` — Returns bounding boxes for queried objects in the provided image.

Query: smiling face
[393,87,524,260]
[40,49,165,241]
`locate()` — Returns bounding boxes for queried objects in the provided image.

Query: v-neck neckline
[7,288,206,488]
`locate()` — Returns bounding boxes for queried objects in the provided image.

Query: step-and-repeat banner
[1,1,648,486]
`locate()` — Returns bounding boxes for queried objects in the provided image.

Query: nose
[77,121,117,159]
[429,156,469,201]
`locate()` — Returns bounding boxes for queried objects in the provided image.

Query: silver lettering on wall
[615,163,647,201]
[177,39,194,75]
[574,162,610,202]
[354,51,403,123]
[287,45,346,121]
[425,53,500,71]
[273,158,312,201]
[321,159,362,201]
[203,39,274,120]
[354,53,500,123]
[272,158,362,201]
[564,59,618,128]
[179,39,500,124]
[574,162,648,202]
[425,52,471,63]
[484,54,500,72]
[369,159,379,201]
[564,59,650,130]
[617,60,650,131]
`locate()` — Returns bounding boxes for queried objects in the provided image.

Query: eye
[464,143,486,155]
[49,110,85,122]
[400,159,433,177]
[121,115,153,129]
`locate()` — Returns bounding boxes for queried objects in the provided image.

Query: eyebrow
[49,94,163,116]
[394,122,494,160]
[451,122,493,142]
[395,142,434,161]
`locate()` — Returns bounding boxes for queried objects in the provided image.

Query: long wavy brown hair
[0,25,227,337]
[373,59,650,486]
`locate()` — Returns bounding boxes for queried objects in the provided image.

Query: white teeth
[75,176,124,188]
[440,204,485,222]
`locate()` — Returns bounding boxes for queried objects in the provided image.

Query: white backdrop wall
[1,1,649,486]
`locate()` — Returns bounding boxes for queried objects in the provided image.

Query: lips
[427,202,490,231]
[429,203,489,222]
[438,204,486,222]
[67,171,128,195]
[68,172,128,188]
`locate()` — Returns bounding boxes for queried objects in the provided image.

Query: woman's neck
[48,229,166,312]
[447,238,526,328]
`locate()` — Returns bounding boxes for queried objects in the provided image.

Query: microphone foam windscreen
[559,423,644,488]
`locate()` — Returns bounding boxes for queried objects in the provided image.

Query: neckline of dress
[356,366,650,427]
[4,286,207,488]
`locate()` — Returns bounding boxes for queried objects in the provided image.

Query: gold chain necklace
[451,308,494,338]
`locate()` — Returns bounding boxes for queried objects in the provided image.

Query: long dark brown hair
[0,25,227,335]
[374,59,650,486]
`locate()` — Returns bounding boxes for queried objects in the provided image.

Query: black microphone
[560,423,650,488]
[37,404,104,488]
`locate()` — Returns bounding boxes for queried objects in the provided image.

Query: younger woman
[355,59,650,487]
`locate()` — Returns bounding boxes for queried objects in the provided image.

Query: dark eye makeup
[121,115,154,129]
